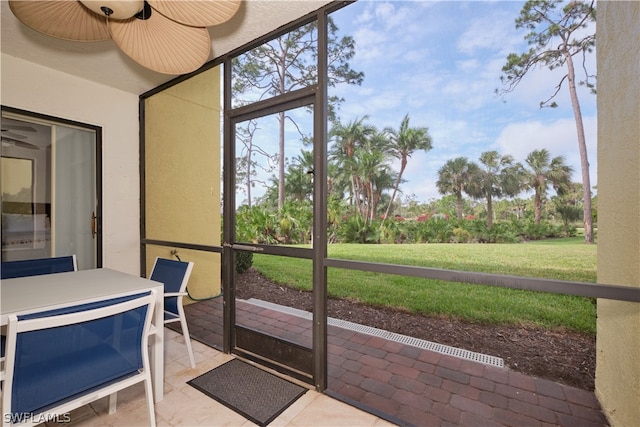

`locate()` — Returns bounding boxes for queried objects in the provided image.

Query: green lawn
[250,238,597,334]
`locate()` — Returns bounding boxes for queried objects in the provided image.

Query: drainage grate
[244,298,504,367]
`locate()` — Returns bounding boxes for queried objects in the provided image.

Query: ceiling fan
[9,0,241,75]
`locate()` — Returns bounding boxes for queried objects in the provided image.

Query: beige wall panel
[595,2,640,427]
[145,68,221,245]
[145,67,222,299]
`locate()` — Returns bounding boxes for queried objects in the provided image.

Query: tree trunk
[534,189,542,224]
[351,174,363,220]
[486,193,493,229]
[368,181,375,224]
[564,52,594,244]
[456,191,463,220]
[381,157,406,228]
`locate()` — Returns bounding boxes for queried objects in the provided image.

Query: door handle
[232,244,264,252]
[91,211,97,239]
[224,242,264,252]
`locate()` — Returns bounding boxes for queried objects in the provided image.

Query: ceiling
[1,1,332,95]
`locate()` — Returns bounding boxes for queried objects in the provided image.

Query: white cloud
[495,118,590,159]
[457,9,520,56]
[351,26,388,63]
[456,59,480,72]
[353,5,374,26]
[374,1,442,34]
[373,2,401,29]
[404,48,432,64]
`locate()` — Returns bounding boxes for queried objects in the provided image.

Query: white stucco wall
[1,54,141,274]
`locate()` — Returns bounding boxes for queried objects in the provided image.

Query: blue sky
[328,0,597,203]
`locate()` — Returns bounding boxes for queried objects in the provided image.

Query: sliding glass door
[1,109,100,269]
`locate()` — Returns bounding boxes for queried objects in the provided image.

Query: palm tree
[381,114,433,224]
[329,117,376,216]
[326,161,349,200]
[436,157,480,220]
[284,150,314,202]
[352,133,392,223]
[468,151,523,229]
[523,149,573,224]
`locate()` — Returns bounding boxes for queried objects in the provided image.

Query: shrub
[463,219,521,243]
[235,251,254,273]
[413,218,453,243]
[452,227,471,243]
[520,220,566,240]
[338,215,380,243]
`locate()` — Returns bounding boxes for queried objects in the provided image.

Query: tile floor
[43,328,392,427]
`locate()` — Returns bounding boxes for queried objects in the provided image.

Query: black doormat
[188,359,307,426]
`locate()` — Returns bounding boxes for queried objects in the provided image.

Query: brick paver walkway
[176,298,608,427]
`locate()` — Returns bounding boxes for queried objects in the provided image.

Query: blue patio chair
[1,255,77,385]
[1,290,157,427]
[150,257,196,368]
[0,255,77,279]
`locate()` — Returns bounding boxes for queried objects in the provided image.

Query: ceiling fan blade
[9,0,111,41]
[109,7,211,75]
[2,124,37,133]
[1,137,39,150]
[147,0,241,27]
[1,130,28,140]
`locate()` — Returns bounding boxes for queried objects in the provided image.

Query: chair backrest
[2,290,156,418]
[1,255,77,279]
[149,257,193,315]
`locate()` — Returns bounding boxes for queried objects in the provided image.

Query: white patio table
[1,268,165,403]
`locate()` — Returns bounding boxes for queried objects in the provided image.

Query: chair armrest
[164,292,188,298]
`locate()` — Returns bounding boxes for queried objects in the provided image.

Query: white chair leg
[179,316,196,368]
[144,373,156,427]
